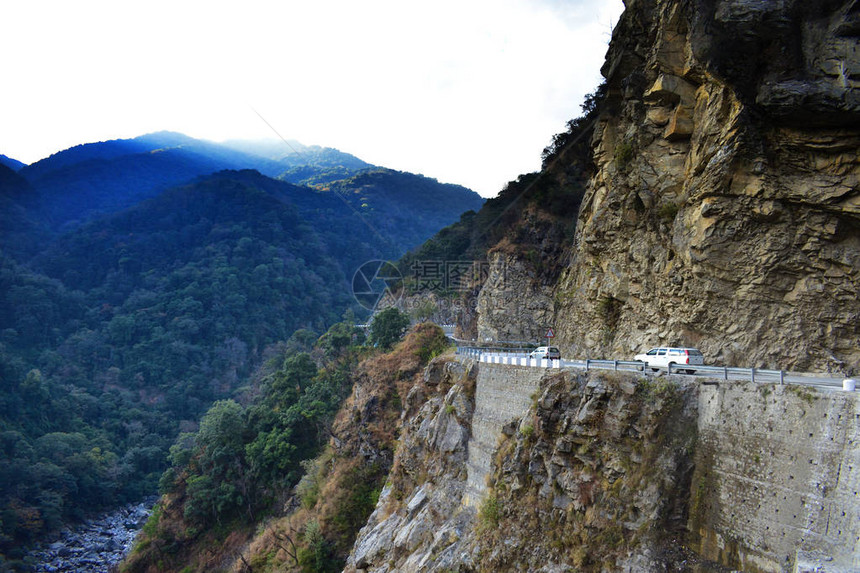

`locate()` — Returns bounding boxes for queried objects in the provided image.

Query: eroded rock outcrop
[475,252,556,344]
[476,370,703,572]
[344,357,479,572]
[346,361,716,572]
[553,0,860,373]
[471,0,859,374]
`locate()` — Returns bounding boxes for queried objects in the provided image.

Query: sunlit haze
[1,0,624,197]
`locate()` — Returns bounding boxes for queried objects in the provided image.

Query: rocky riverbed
[28,498,156,572]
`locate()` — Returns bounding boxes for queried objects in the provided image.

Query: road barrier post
[723,366,728,380]
[585,359,590,371]
[779,371,785,384]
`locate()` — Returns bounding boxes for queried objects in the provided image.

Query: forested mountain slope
[0,164,47,260]
[17,132,288,230]
[0,135,481,568]
[0,154,25,171]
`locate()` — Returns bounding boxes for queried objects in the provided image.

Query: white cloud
[0,0,623,196]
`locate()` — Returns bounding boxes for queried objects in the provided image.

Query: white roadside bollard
[843,378,857,392]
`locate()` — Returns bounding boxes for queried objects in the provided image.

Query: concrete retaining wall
[463,363,547,506]
[692,382,860,572]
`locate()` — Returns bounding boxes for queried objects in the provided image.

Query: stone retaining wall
[463,363,547,506]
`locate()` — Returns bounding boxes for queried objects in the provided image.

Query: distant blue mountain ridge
[0,153,26,171]
[3,130,484,248]
[12,131,477,233]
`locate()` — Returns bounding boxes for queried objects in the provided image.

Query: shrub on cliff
[369,307,410,349]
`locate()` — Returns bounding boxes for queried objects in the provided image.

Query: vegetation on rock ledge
[122,322,450,573]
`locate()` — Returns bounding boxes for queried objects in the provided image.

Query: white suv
[530,346,561,360]
[635,347,704,373]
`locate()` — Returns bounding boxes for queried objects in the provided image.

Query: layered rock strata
[553,0,860,373]
[472,0,860,373]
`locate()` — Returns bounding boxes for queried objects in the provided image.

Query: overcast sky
[1,0,623,197]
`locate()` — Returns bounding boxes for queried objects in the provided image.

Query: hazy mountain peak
[0,153,26,171]
[221,138,374,170]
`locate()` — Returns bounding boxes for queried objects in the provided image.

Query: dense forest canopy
[0,134,481,567]
[123,311,442,573]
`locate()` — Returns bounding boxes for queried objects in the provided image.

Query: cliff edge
[346,359,859,572]
[556,0,859,372]
[477,0,859,374]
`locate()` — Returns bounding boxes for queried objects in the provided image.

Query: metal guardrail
[454,345,849,390]
[685,364,786,383]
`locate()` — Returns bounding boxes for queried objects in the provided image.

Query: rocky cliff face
[477,0,860,374]
[344,358,478,572]
[346,357,859,573]
[346,361,716,572]
[556,0,860,373]
[475,252,556,344]
[472,370,702,572]
[471,203,576,345]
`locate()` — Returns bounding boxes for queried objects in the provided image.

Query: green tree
[317,322,362,356]
[269,353,318,409]
[193,401,249,522]
[285,329,318,354]
[368,308,410,349]
[245,427,297,485]
[195,400,246,477]
[298,519,337,573]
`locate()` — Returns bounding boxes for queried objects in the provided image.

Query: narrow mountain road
[454,345,851,392]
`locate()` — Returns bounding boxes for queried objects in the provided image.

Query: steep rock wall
[475,203,574,345]
[476,369,702,571]
[475,254,554,344]
[466,0,860,373]
[553,0,859,373]
[347,359,860,572]
[345,357,480,572]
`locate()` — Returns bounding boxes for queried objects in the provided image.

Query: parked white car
[530,346,561,360]
[635,347,704,373]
